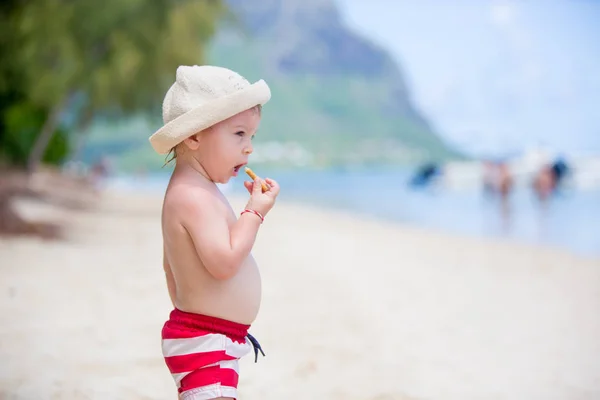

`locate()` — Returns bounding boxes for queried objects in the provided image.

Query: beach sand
[1,187,599,400]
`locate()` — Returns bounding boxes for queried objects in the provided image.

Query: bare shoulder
[163,179,225,224]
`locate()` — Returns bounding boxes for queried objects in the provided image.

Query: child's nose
[243,145,253,155]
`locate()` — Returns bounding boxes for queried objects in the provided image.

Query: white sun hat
[148,65,271,154]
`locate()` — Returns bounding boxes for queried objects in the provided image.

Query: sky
[335,0,600,158]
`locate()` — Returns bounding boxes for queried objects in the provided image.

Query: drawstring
[246,333,265,363]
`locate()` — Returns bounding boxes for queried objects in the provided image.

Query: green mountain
[81,0,462,172]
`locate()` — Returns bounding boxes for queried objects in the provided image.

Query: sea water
[106,167,600,258]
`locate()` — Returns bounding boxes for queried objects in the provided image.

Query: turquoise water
[109,167,600,258]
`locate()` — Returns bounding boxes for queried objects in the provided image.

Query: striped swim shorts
[161,308,265,400]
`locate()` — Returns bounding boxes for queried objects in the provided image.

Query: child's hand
[243,177,280,217]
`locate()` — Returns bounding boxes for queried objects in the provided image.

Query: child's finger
[243,180,253,194]
[264,178,280,196]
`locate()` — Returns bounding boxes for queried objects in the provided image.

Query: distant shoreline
[102,171,600,262]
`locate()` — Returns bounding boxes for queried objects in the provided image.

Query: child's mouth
[233,164,245,175]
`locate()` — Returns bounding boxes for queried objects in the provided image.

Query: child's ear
[183,133,201,150]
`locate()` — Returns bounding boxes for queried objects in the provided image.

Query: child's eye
[235,131,244,137]
[251,135,255,141]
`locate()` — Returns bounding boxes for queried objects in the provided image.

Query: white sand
[1,189,599,400]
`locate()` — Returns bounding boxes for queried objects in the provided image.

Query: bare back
[161,171,262,325]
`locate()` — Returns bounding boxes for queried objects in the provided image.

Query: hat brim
[149,79,271,154]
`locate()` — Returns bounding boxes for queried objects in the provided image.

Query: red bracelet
[241,209,264,223]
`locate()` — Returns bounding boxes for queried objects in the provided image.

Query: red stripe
[179,365,239,393]
[164,350,237,374]
[162,309,250,342]
[162,325,212,340]
[162,325,247,344]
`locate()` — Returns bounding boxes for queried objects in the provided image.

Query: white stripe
[171,360,239,380]
[219,359,240,375]
[162,334,225,357]
[180,384,237,400]
[163,333,252,359]
[224,337,252,359]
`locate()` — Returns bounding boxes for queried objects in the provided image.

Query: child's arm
[180,194,263,280]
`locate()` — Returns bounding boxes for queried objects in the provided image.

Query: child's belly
[173,256,262,325]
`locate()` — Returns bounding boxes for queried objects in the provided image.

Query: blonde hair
[161,104,262,168]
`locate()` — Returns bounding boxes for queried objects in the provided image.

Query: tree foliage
[0,0,228,170]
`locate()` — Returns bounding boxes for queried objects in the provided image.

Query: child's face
[185,107,261,184]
